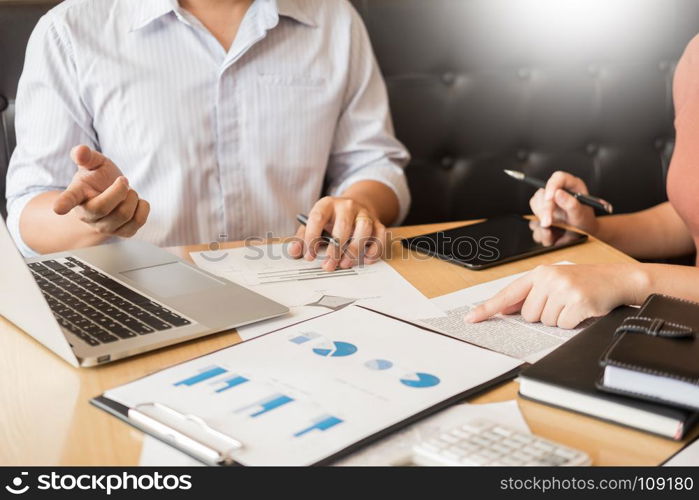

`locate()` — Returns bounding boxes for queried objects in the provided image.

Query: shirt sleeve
[5,13,98,256]
[324,5,411,225]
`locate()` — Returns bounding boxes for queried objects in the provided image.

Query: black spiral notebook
[519,307,698,440]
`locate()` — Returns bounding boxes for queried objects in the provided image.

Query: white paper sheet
[107,305,521,466]
[664,439,699,466]
[191,243,444,340]
[140,400,529,466]
[419,262,591,363]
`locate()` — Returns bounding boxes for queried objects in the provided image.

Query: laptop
[0,217,288,367]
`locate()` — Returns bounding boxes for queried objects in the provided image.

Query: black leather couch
[2,0,699,224]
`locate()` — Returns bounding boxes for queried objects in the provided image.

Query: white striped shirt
[6,0,410,256]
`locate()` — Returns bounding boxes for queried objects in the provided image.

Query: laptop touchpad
[121,262,225,298]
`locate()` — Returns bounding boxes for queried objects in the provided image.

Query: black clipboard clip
[129,402,243,465]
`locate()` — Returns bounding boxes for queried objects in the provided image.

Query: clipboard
[91,306,523,466]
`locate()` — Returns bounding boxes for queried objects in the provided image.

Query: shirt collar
[129,0,317,32]
[275,0,317,27]
[129,0,179,32]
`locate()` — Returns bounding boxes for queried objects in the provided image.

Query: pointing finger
[464,275,534,323]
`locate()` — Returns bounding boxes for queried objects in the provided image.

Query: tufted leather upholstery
[2,0,699,224]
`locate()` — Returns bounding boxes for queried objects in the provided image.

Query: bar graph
[255,267,358,284]
[293,415,344,437]
[289,332,320,345]
[214,374,249,393]
[236,394,294,418]
[174,366,227,387]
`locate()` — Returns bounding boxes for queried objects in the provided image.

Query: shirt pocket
[257,73,327,87]
[245,73,339,169]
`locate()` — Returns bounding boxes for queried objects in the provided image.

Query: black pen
[504,169,614,214]
[296,213,341,248]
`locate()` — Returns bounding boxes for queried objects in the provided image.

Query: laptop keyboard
[29,257,191,347]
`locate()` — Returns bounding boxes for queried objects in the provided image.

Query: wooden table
[0,221,692,465]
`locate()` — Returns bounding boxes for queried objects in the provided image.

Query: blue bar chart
[214,374,249,393]
[294,415,344,437]
[289,332,320,345]
[236,394,294,418]
[174,366,227,387]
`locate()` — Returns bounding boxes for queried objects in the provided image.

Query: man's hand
[53,145,150,237]
[464,263,648,329]
[530,171,598,234]
[288,196,388,271]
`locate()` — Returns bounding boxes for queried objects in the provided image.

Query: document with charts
[191,242,444,340]
[101,306,522,466]
[419,262,591,363]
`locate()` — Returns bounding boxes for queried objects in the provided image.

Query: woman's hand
[288,196,387,271]
[530,171,599,234]
[465,264,649,329]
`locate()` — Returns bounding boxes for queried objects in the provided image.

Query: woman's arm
[466,261,699,329]
[595,202,695,259]
[530,171,695,259]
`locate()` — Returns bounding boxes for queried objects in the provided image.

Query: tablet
[401,215,588,270]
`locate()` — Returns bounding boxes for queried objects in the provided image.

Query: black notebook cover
[520,307,698,439]
[599,294,699,403]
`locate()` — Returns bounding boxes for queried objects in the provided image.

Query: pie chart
[400,372,441,388]
[365,359,393,371]
[312,341,358,357]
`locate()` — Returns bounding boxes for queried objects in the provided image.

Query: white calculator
[412,419,591,466]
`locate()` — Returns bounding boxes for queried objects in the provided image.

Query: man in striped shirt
[6,0,410,272]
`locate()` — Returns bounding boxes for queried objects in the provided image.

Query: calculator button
[553,448,578,459]
[452,429,471,439]
[512,433,534,444]
[481,431,501,441]
[440,433,460,444]
[492,426,512,437]
[462,421,491,432]
[491,443,510,454]
[533,440,555,452]
[455,442,478,453]
[502,438,521,448]
[470,436,491,447]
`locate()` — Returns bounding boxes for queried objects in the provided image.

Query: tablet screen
[402,215,587,270]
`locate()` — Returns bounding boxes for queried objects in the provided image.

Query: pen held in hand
[503,170,614,214]
[296,213,341,248]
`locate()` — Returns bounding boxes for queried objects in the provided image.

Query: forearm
[630,263,699,305]
[595,202,695,259]
[19,191,109,254]
[341,180,400,226]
